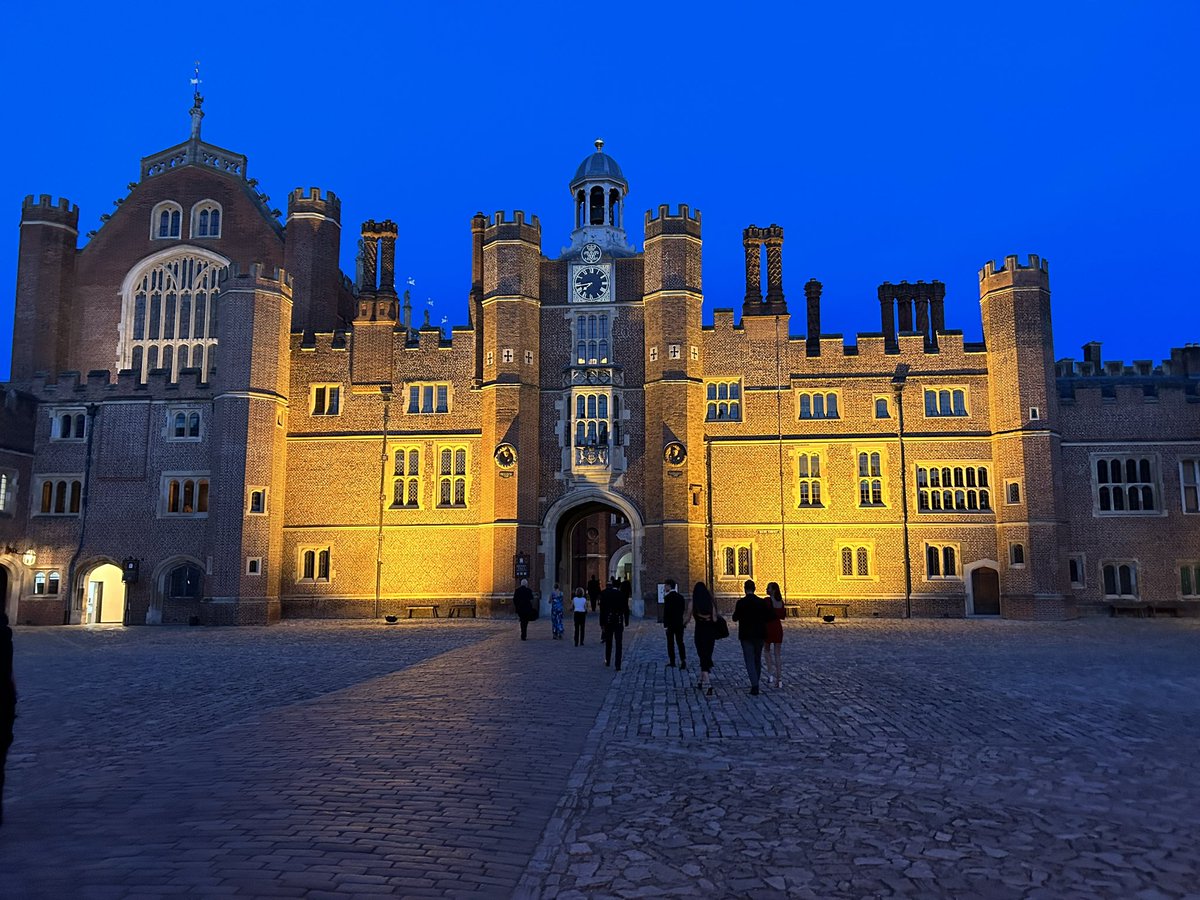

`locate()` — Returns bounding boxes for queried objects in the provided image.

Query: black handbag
[713,613,730,640]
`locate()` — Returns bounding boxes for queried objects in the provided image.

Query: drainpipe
[775,315,788,600]
[891,366,912,618]
[704,438,714,588]
[374,386,392,619]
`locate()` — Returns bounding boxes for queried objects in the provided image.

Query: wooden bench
[406,605,440,619]
[1110,604,1150,618]
[783,605,804,618]
[816,603,850,620]
[447,602,477,619]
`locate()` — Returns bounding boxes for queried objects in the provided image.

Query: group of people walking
[515,575,788,696]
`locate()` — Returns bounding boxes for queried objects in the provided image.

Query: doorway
[81,563,126,625]
[0,563,10,622]
[970,566,1001,616]
[541,490,643,617]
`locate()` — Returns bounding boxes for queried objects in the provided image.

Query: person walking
[599,577,630,670]
[0,612,15,827]
[587,575,601,613]
[732,579,769,695]
[513,579,536,641]
[764,581,786,686]
[572,587,588,645]
[662,578,687,670]
[549,583,565,640]
[691,582,718,696]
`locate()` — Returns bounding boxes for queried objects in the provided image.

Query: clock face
[580,242,602,264]
[573,265,610,301]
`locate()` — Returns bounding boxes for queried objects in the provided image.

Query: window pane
[856,547,869,576]
[927,545,939,576]
[841,547,853,576]
[943,547,956,576]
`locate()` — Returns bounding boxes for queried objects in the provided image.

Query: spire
[189,60,204,142]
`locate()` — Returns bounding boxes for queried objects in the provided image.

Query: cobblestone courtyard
[1,617,1198,899]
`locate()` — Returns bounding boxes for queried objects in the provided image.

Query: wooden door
[972,567,1001,615]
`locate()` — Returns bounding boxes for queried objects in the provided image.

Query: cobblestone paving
[519,618,1200,899]
[1,619,612,898]
[3,617,1199,899]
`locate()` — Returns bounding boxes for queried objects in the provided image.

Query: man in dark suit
[587,575,601,613]
[513,579,535,641]
[732,579,769,695]
[662,578,687,670]
[599,578,630,670]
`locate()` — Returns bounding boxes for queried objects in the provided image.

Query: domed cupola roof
[570,139,628,192]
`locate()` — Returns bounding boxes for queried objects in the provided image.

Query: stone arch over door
[541,489,644,618]
[71,556,125,625]
[0,559,17,622]
[964,558,1001,616]
[149,555,206,625]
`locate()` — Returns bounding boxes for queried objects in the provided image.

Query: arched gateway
[540,490,644,618]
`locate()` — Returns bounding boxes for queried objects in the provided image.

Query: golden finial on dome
[595,138,604,152]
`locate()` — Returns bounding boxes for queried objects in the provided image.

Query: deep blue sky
[1,2,1197,380]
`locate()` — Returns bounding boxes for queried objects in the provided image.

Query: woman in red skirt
[764,581,786,687]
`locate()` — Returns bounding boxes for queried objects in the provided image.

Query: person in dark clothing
[1,612,15,827]
[662,578,687,670]
[513,579,536,640]
[732,579,769,695]
[691,582,717,695]
[599,578,630,670]
[587,576,601,613]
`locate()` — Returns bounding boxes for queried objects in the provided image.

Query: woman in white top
[572,588,589,646]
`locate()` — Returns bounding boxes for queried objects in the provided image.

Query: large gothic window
[121,249,228,383]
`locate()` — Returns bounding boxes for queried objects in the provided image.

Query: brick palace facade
[2,96,1198,625]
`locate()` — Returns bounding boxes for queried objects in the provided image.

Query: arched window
[48,571,60,594]
[34,572,46,594]
[151,201,183,239]
[122,250,227,383]
[589,186,605,225]
[191,201,222,238]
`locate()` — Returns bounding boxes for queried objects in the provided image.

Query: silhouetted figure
[691,583,718,695]
[732,579,769,695]
[599,578,630,670]
[513,579,536,641]
[587,576,601,613]
[662,578,687,670]
[0,612,15,827]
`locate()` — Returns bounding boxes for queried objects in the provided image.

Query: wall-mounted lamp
[21,548,37,567]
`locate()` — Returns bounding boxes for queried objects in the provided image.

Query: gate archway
[541,490,644,617]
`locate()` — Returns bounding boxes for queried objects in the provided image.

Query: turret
[11,195,79,382]
[284,188,342,334]
[642,203,706,592]
[209,264,293,624]
[979,254,1070,618]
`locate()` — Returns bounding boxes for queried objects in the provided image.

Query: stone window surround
[297,546,332,583]
[35,474,83,516]
[796,389,841,421]
[716,542,753,580]
[1179,459,1199,514]
[49,407,89,442]
[924,542,961,580]
[246,557,263,576]
[436,444,470,509]
[165,406,204,442]
[1068,553,1086,588]
[838,542,876,580]
[1101,560,1138,599]
[1090,451,1163,517]
[405,382,451,415]
[159,472,210,518]
[391,444,422,509]
[189,199,222,239]
[310,383,342,417]
[150,200,182,240]
[856,447,889,508]
[246,486,268,516]
[0,468,15,515]
[922,385,969,418]
[795,449,824,508]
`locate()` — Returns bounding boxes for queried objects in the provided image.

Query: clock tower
[564,139,636,259]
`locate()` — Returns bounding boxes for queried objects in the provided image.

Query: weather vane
[191,60,202,101]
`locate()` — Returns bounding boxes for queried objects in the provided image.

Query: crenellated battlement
[21,194,79,226]
[26,367,215,403]
[644,204,702,239]
[287,187,341,220]
[978,253,1050,289]
[483,210,541,245]
[1056,343,1200,379]
[218,262,294,293]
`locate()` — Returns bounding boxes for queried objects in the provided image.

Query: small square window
[873,397,891,419]
[247,557,263,575]
[1005,481,1022,504]
[1009,543,1026,568]
[248,488,267,515]
[1029,407,1041,421]
[50,409,88,441]
[311,384,342,416]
